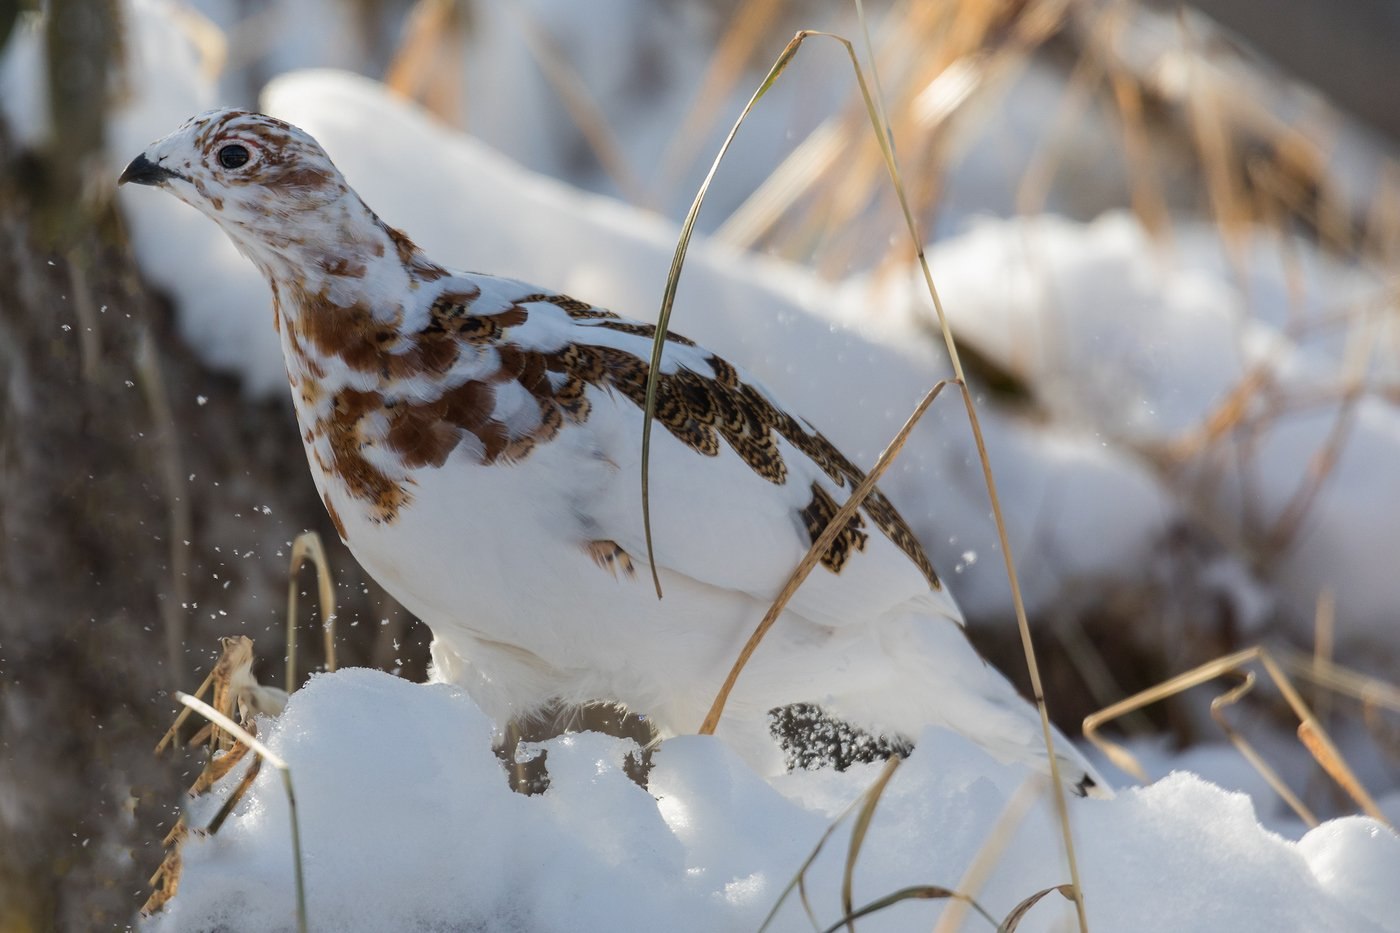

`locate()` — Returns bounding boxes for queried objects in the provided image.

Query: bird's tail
[821,606,1113,799]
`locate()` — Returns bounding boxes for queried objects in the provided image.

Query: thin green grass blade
[757,790,863,933]
[818,886,998,933]
[640,32,806,599]
[652,12,1088,928]
[841,755,900,931]
[999,884,1076,932]
[847,4,1089,927]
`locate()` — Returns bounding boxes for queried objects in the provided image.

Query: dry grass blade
[1280,644,1400,774]
[757,771,877,933]
[714,119,845,251]
[851,4,1089,925]
[999,884,1076,933]
[762,822,846,932]
[176,691,308,933]
[141,818,188,916]
[932,776,1041,933]
[1296,720,1373,817]
[510,5,650,208]
[203,752,264,836]
[383,0,464,123]
[188,728,253,797]
[134,326,193,675]
[155,667,216,755]
[285,530,337,691]
[759,756,960,933]
[842,755,901,931]
[1083,647,1260,782]
[640,30,808,599]
[1209,668,1318,827]
[1280,647,1400,714]
[697,377,952,735]
[760,755,1000,931]
[1084,646,1394,829]
[818,886,994,933]
[1255,650,1389,824]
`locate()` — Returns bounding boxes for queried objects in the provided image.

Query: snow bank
[145,668,1400,933]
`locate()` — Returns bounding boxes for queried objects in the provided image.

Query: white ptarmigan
[120,109,1107,796]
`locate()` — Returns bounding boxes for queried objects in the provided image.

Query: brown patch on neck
[292,287,393,373]
[325,389,409,522]
[321,493,348,541]
[375,215,448,283]
[290,285,518,382]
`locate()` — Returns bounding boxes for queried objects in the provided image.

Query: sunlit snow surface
[145,669,1400,933]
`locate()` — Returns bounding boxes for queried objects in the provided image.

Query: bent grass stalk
[848,7,1090,923]
[639,12,1090,930]
[285,530,338,692]
[639,28,808,600]
[176,691,308,933]
[756,756,1000,933]
[842,755,901,931]
[1083,645,1394,829]
[696,377,953,737]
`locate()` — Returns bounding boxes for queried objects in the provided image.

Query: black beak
[118,153,174,187]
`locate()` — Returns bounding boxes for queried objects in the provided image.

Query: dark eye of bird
[218,144,250,169]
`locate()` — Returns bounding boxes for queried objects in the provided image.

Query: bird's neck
[238,193,447,322]
[247,195,451,408]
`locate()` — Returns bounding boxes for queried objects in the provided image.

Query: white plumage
[120,108,1108,796]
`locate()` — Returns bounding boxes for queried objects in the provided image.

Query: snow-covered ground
[147,669,1400,933]
[4,0,1400,928]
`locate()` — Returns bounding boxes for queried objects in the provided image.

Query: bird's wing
[452,275,963,629]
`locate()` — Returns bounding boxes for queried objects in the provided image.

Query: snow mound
[145,669,1400,932]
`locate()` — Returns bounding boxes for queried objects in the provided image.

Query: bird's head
[120,109,359,270]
